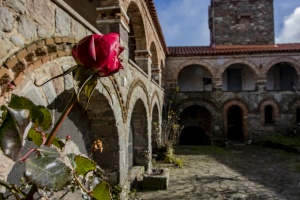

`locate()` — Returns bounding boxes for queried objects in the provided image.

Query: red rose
[71,33,124,77]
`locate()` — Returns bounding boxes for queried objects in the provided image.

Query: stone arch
[150,91,161,151]
[264,57,300,75]
[175,98,218,117]
[150,90,161,115]
[126,80,150,170]
[223,99,249,141]
[127,1,147,59]
[173,60,215,80]
[258,99,280,125]
[160,59,165,87]
[216,59,259,78]
[150,41,160,84]
[175,98,218,138]
[177,64,214,92]
[126,79,150,113]
[0,38,128,184]
[288,99,300,125]
[179,105,212,145]
[109,76,127,123]
[85,89,121,186]
[127,97,150,169]
[0,37,77,96]
[151,103,159,151]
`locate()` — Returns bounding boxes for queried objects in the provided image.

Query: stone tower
[209,0,274,46]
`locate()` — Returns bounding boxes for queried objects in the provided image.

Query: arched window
[265,105,274,124]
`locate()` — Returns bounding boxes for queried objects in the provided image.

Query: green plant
[153,101,183,153]
[261,133,300,147]
[163,148,184,168]
[0,33,124,200]
[0,95,111,200]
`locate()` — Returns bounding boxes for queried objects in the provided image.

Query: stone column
[212,77,222,91]
[256,76,267,91]
[96,5,130,58]
[134,50,152,79]
[151,67,161,85]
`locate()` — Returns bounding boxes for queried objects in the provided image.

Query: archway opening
[129,99,148,169]
[227,105,244,142]
[179,105,212,145]
[151,104,159,152]
[266,62,298,91]
[179,126,211,145]
[85,91,119,185]
[178,65,212,92]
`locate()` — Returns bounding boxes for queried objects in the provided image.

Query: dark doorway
[227,106,244,142]
[179,126,211,145]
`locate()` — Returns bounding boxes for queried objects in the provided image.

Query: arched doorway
[227,105,244,142]
[179,126,211,145]
[179,105,212,145]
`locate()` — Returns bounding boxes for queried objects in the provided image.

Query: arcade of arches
[1,0,300,196]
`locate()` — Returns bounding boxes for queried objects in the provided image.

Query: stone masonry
[209,0,275,45]
[0,0,165,198]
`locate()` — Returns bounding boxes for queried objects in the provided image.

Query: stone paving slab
[135,145,300,200]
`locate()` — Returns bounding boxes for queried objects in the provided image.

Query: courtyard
[135,145,300,200]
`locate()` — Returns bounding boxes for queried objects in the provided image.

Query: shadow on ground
[135,144,300,200]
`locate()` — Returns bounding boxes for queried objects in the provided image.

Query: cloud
[276,7,300,43]
[154,0,210,46]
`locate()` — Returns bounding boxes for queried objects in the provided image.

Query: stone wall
[165,52,300,143]
[209,0,274,45]
[0,0,165,197]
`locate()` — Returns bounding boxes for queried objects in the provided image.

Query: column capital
[96,6,130,32]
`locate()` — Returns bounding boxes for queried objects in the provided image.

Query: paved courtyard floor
[135,144,300,200]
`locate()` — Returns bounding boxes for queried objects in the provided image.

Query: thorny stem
[45,92,77,146]
[25,93,77,199]
[19,148,37,162]
[73,172,92,195]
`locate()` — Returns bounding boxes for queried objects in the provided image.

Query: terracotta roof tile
[168,44,300,56]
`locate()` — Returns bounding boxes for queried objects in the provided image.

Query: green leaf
[8,94,52,131]
[45,133,65,149]
[0,107,30,160]
[91,181,111,200]
[31,106,52,131]
[27,128,43,147]
[83,75,98,109]
[37,145,60,157]
[67,153,77,169]
[74,155,96,176]
[25,156,72,191]
[8,94,34,111]
[73,67,94,101]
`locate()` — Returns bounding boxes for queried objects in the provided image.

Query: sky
[153,0,300,46]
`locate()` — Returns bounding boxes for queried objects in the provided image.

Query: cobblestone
[135,145,300,200]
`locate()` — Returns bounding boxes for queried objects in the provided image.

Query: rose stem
[45,92,77,146]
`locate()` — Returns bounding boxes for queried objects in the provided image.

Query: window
[264,105,274,124]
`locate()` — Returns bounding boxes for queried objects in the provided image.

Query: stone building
[166,0,300,145]
[1,0,300,198]
[0,0,166,197]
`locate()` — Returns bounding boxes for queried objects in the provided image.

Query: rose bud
[71,33,124,77]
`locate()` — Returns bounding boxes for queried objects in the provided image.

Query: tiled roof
[145,0,168,53]
[168,44,300,56]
